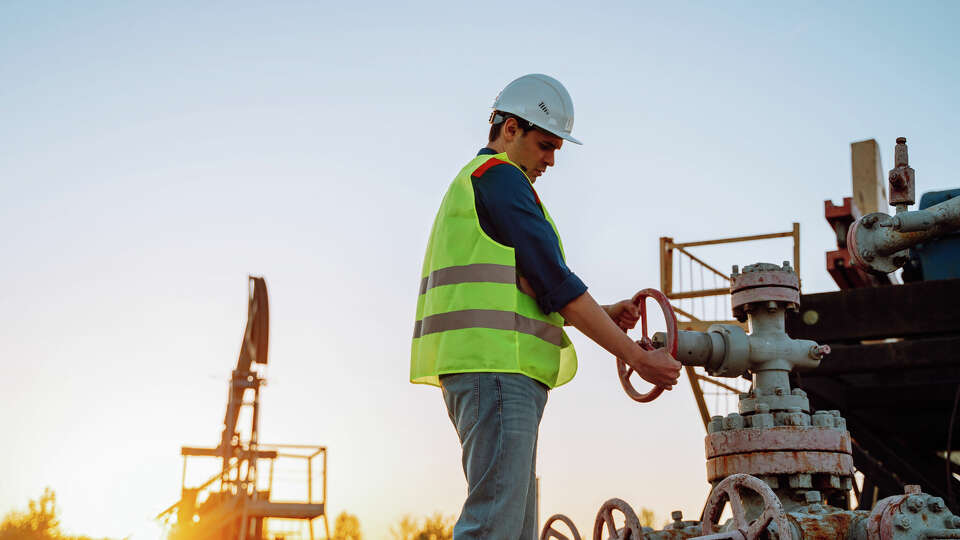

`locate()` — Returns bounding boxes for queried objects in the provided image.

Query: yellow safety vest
[410,152,578,388]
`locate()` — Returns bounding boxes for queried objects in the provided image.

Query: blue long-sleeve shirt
[472,148,588,314]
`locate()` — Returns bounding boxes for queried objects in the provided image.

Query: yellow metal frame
[660,223,800,299]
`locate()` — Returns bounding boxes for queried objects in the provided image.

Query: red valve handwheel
[615,288,678,403]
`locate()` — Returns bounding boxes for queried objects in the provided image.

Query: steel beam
[786,279,960,342]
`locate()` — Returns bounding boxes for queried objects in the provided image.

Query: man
[411,74,681,539]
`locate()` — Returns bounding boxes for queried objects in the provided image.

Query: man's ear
[501,117,519,142]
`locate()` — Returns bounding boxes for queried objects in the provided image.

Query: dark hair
[488,111,536,143]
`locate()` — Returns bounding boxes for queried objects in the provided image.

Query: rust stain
[705,426,851,457]
[789,509,868,540]
[707,451,854,481]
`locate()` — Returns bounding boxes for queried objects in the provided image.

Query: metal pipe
[848,195,960,273]
[654,330,725,369]
[848,137,960,273]
[656,314,822,381]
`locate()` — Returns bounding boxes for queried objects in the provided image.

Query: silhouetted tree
[638,507,656,529]
[332,511,362,540]
[390,512,453,540]
[389,515,418,540]
[418,512,453,540]
[0,487,60,540]
[0,488,111,540]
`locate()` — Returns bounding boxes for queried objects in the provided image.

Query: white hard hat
[491,74,582,145]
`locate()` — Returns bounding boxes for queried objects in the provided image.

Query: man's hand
[623,346,682,389]
[604,299,640,331]
[560,291,680,390]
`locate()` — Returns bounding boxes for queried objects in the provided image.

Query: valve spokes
[701,473,793,540]
[593,498,642,540]
[541,513,582,540]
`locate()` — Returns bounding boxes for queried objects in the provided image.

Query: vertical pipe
[750,309,791,393]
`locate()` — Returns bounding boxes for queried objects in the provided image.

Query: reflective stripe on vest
[418,263,516,295]
[413,309,564,347]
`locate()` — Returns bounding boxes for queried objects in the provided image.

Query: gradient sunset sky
[2,2,958,538]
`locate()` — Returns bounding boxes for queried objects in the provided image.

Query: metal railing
[157,444,329,540]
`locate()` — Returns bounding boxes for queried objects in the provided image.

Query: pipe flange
[847,212,910,274]
[738,393,809,415]
[730,263,800,310]
[705,426,853,458]
[706,451,854,482]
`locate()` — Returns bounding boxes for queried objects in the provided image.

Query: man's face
[506,127,563,182]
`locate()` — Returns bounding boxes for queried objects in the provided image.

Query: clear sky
[2,1,958,538]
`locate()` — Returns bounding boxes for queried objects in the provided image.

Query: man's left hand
[604,299,640,331]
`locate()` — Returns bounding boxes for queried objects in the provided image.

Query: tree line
[0,488,112,540]
[1,489,537,540]
[333,510,454,540]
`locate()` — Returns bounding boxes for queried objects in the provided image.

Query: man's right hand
[624,346,681,389]
[558,291,682,390]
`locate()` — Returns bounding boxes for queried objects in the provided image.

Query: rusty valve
[593,498,642,540]
[701,473,794,540]
[540,514,582,540]
[615,288,678,403]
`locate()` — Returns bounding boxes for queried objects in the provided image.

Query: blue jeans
[440,372,549,540]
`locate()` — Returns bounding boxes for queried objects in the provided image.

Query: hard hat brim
[540,126,581,145]
[556,132,582,145]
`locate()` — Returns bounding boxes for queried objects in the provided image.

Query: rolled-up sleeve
[473,164,587,314]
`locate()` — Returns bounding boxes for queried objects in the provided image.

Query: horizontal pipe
[653,330,725,371]
[875,196,960,255]
[848,195,960,273]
